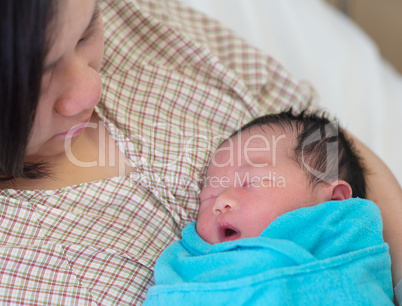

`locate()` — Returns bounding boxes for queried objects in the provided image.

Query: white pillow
[179,0,402,184]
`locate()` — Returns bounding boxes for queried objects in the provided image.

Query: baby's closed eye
[200,187,221,203]
[242,177,274,189]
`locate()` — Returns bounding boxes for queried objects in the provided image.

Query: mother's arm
[351,134,402,287]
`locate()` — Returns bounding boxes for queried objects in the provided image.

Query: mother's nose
[54,59,102,117]
[212,190,238,215]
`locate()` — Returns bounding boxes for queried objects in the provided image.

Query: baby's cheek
[196,208,209,233]
[196,222,210,243]
[196,212,215,244]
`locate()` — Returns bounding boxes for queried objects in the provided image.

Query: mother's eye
[78,31,96,45]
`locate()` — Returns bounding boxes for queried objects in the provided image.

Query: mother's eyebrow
[43,0,101,72]
[82,0,101,36]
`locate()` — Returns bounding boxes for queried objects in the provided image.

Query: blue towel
[144,198,393,305]
[396,279,402,306]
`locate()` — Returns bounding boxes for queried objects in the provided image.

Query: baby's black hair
[231,109,366,198]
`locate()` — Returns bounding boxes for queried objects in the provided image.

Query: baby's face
[197,127,324,244]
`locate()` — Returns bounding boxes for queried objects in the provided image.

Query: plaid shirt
[0,0,315,304]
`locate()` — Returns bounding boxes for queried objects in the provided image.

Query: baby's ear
[329,180,353,201]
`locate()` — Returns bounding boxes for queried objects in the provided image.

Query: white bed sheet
[178,0,402,184]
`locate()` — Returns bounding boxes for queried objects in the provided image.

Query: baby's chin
[202,236,219,245]
[196,225,217,245]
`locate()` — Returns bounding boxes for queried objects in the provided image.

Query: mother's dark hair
[0,0,56,181]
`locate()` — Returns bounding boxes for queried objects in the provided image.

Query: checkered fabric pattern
[0,0,316,304]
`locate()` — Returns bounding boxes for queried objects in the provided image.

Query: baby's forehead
[221,125,296,151]
[208,125,297,170]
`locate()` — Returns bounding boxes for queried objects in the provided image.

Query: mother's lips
[217,221,241,242]
[55,117,91,137]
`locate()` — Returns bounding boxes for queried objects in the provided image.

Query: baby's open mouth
[217,222,241,242]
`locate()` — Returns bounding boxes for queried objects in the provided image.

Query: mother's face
[25,0,104,161]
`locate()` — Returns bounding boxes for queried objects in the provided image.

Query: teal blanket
[144,199,393,305]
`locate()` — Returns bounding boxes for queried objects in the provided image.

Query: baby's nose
[212,191,238,215]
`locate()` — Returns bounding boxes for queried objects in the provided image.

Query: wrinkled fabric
[0,0,316,304]
[145,199,393,305]
[396,279,402,306]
